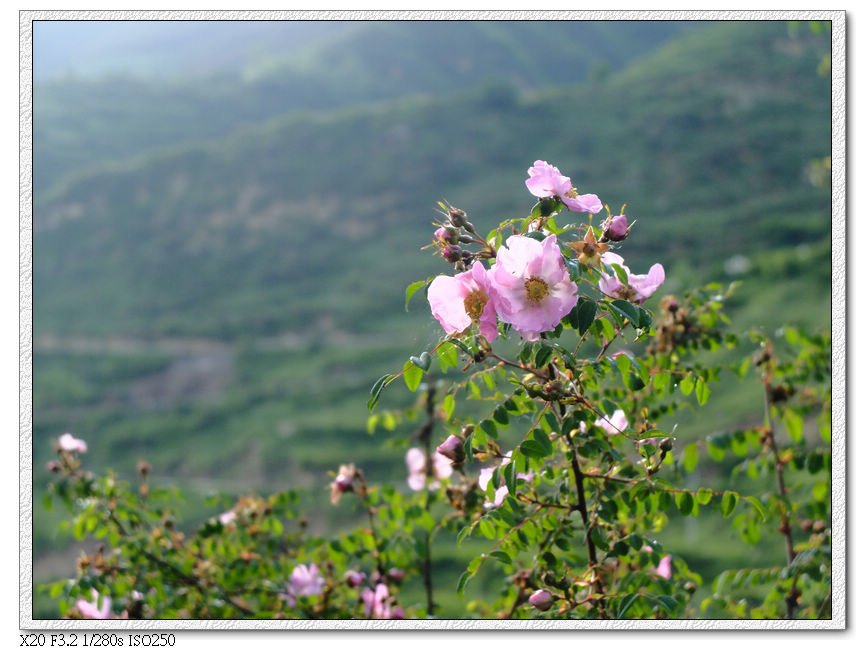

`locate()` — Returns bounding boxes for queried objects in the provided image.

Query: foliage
[42,163,831,620]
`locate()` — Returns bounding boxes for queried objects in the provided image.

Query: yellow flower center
[463,290,488,322]
[524,277,550,304]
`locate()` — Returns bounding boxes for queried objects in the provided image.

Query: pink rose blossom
[490,235,578,341]
[599,252,665,305]
[59,433,87,453]
[596,409,628,435]
[525,160,603,214]
[654,555,673,580]
[282,563,325,606]
[361,583,402,619]
[406,448,453,491]
[528,589,554,611]
[428,261,499,341]
[77,591,111,619]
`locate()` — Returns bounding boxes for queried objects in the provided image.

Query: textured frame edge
[19,8,847,631]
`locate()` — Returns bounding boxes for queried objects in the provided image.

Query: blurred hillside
[32,19,831,617]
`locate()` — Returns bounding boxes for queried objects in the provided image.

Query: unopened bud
[659,438,674,452]
[387,568,405,582]
[448,208,467,228]
[434,226,457,245]
[442,245,462,263]
[528,589,554,611]
[461,424,475,437]
[436,435,464,463]
[137,460,151,477]
[46,461,61,473]
[345,570,366,587]
[603,214,630,242]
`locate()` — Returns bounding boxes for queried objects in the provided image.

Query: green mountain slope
[34,21,690,193]
[35,21,830,343]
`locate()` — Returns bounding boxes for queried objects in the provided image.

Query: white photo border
[19,8,847,631]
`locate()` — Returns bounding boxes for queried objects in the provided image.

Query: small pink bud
[387,568,405,582]
[436,435,464,462]
[345,570,366,587]
[654,555,673,580]
[528,589,553,611]
[604,214,629,241]
[434,227,457,245]
[330,464,357,505]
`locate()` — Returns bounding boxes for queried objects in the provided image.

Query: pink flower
[282,563,325,606]
[428,261,499,341]
[490,235,578,341]
[77,590,111,619]
[478,451,533,508]
[435,435,464,463]
[361,583,402,619]
[654,555,673,580]
[528,589,554,611]
[218,510,236,526]
[58,433,87,453]
[330,463,357,505]
[406,448,453,491]
[596,409,628,435]
[604,214,630,241]
[525,160,602,214]
[599,252,665,305]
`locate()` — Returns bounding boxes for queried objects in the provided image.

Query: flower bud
[441,245,463,263]
[659,437,674,452]
[387,568,405,582]
[46,460,61,473]
[137,460,151,477]
[528,589,554,611]
[330,464,357,505]
[436,435,464,463]
[461,424,475,437]
[448,208,467,228]
[434,227,457,245]
[603,214,630,241]
[345,570,366,587]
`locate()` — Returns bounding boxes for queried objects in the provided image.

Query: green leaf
[490,550,512,565]
[457,570,473,595]
[609,299,640,325]
[721,491,739,517]
[479,419,498,440]
[437,342,459,372]
[403,360,424,392]
[493,405,509,425]
[577,299,597,335]
[784,410,804,444]
[676,492,695,516]
[534,344,554,368]
[442,394,455,421]
[532,428,553,456]
[503,460,517,495]
[695,377,711,405]
[519,439,548,459]
[405,279,428,311]
[617,593,640,619]
[368,374,394,411]
[696,488,714,506]
[680,374,695,396]
[744,496,767,521]
[410,352,432,371]
[683,443,699,473]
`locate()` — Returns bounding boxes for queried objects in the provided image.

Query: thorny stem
[557,404,606,616]
[761,364,798,620]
